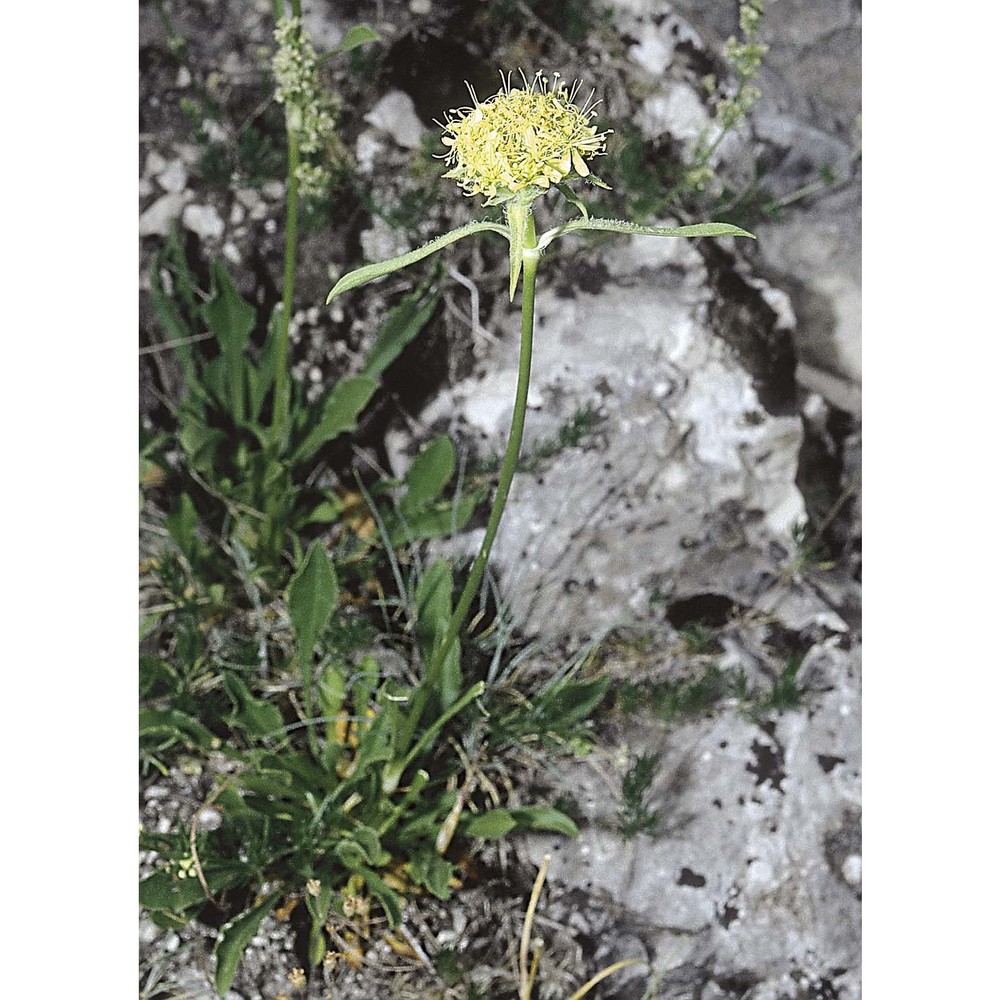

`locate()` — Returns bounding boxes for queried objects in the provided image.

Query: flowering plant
[328,70,754,752]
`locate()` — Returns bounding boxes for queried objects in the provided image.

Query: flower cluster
[272,17,341,196]
[440,71,611,204]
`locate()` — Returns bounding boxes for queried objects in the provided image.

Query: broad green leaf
[291,376,377,466]
[402,436,455,514]
[165,492,198,559]
[415,559,460,707]
[335,24,381,53]
[149,239,198,388]
[139,610,165,641]
[352,704,395,772]
[259,750,342,793]
[177,419,224,474]
[201,261,256,358]
[214,891,283,995]
[292,491,345,529]
[510,805,579,837]
[305,882,334,966]
[237,773,297,798]
[224,673,285,739]
[246,306,281,423]
[140,863,248,913]
[327,221,510,301]
[536,218,755,251]
[362,287,440,380]
[287,541,339,666]
[139,655,176,697]
[382,682,484,794]
[463,809,517,839]
[202,261,256,423]
[148,909,189,931]
[389,493,480,548]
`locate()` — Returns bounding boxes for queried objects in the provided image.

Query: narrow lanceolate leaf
[214,891,283,995]
[288,541,339,666]
[291,375,377,466]
[362,286,440,381]
[402,436,455,514]
[536,218,755,251]
[326,221,510,301]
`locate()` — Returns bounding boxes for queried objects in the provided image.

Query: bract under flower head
[440,71,611,205]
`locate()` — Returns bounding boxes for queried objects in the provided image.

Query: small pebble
[203,119,228,143]
[138,190,189,236]
[261,179,285,201]
[144,150,167,177]
[157,159,188,193]
[842,854,862,886]
[182,203,225,241]
[235,187,262,209]
[410,0,432,12]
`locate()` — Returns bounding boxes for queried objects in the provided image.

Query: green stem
[270,126,299,442]
[269,0,303,443]
[404,210,539,742]
[448,233,537,646]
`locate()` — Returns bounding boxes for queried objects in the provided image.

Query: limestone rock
[363,90,427,150]
[139,191,193,238]
[181,203,225,242]
[525,640,861,996]
[397,237,805,642]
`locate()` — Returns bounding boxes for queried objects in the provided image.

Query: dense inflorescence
[441,71,610,203]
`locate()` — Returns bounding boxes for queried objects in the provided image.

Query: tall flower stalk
[328,70,754,735]
[270,1,339,441]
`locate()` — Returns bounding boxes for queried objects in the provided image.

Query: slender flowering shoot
[325,69,756,781]
[441,71,611,206]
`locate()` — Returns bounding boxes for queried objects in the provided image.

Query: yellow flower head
[440,71,611,204]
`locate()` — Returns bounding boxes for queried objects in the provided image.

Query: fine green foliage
[618,753,660,840]
[760,654,805,712]
[616,666,737,722]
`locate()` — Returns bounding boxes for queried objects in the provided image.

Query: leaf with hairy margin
[326,221,509,301]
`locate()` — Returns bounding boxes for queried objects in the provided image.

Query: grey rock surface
[524,639,861,998]
[611,0,862,414]
[393,231,807,643]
